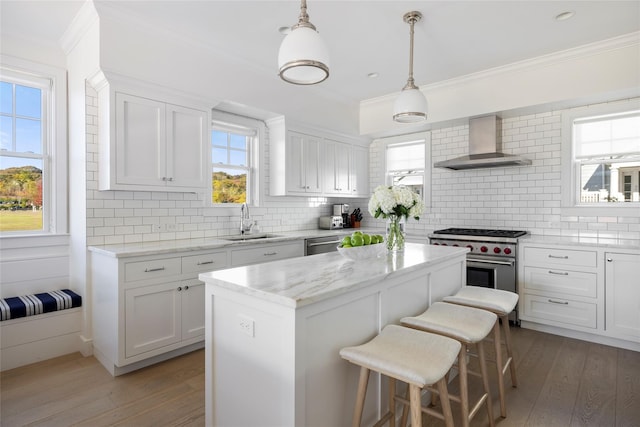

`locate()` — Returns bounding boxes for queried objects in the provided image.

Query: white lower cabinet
[91,240,304,375]
[124,278,204,358]
[519,242,640,349]
[605,252,640,341]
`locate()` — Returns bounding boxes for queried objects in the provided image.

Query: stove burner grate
[433,228,528,238]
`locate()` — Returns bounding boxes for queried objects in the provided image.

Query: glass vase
[386,214,405,253]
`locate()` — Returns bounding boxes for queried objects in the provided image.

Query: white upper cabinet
[94,75,210,193]
[269,117,370,198]
[286,131,322,195]
[350,144,369,197]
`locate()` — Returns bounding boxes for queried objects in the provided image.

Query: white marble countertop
[199,243,469,308]
[521,233,640,250]
[88,228,380,258]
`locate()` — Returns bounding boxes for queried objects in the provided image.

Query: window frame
[210,110,262,207]
[380,131,431,209]
[561,99,640,217]
[0,55,67,238]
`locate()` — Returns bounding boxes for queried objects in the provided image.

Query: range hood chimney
[434,115,531,170]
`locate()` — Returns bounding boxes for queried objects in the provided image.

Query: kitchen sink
[220,233,282,241]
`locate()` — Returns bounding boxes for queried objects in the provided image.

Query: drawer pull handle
[197,261,215,265]
[264,252,278,256]
[607,258,613,262]
[548,270,569,276]
[145,267,165,272]
[548,255,569,259]
[548,299,569,305]
[177,286,182,291]
[184,285,189,290]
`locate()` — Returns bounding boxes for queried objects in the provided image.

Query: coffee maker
[333,204,350,228]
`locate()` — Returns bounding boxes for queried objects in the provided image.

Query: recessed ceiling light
[367,72,379,79]
[278,26,291,35]
[555,11,575,21]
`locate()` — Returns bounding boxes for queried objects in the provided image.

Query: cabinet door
[605,252,640,341]
[286,132,306,193]
[116,93,166,186]
[181,279,205,340]
[323,139,350,194]
[304,135,322,193]
[125,282,181,358]
[166,104,208,189]
[350,145,369,196]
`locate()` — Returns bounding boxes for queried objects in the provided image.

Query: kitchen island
[199,243,468,427]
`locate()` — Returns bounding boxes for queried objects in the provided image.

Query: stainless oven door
[466,256,516,293]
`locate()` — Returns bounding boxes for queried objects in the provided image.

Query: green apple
[342,244,352,248]
[370,235,379,244]
[362,234,371,245]
[351,234,364,247]
[352,231,363,236]
[341,236,352,246]
[375,235,384,244]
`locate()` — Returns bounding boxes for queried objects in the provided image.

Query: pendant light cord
[404,12,421,90]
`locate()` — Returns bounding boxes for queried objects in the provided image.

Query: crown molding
[361,31,640,107]
[60,1,99,55]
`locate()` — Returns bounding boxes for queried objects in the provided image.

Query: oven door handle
[307,239,342,247]
[467,257,515,267]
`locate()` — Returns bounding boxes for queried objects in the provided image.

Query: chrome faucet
[240,203,253,235]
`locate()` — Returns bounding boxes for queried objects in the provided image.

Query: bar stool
[401,302,496,427]
[443,286,519,417]
[340,324,460,427]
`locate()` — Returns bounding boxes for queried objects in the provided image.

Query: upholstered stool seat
[402,302,497,427]
[340,324,460,427]
[443,286,519,417]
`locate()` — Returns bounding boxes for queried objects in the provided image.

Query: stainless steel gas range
[428,228,529,324]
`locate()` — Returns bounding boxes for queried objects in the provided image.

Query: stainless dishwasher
[305,235,345,255]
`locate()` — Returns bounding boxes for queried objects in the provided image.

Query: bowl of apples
[337,231,387,260]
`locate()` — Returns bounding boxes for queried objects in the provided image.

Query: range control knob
[441,242,448,246]
[480,246,488,253]
[433,242,440,245]
[504,247,512,255]
[493,247,501,254]
[466,245,474,251]
[453,244,459,247]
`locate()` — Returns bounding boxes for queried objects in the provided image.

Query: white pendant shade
[393,87,428,123]
[393,11,427,123]
[278,26,330,85]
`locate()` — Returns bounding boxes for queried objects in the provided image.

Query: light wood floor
[1,327,639,427]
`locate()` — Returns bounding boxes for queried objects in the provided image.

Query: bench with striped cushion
[0,289,82,321]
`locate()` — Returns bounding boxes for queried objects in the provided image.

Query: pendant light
[278,0,330,85]
[393,11,428,123]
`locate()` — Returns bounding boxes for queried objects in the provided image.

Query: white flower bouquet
[368,185,424,252]
[367,185,424,220]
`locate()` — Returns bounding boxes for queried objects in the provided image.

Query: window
[210,111,260,205]
[381,131,431,207]
[0,59,66,235]
[562,102,640,212]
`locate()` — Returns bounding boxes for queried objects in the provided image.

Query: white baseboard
[520,320,640,352]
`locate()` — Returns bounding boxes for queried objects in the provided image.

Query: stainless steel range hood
[434,115,531,170]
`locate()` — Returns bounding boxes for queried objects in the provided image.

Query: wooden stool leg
[389,378,396,427]
[477,341,495,427]
[493,320,507,418]
[458,344,470,427]
[409,384,422,427]
[352,366,370,427]
[501,314,518,388]
[436,378,455,427]
[400,387,409,427]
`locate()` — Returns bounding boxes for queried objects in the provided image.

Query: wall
[84,84,368,247]
[367,98,640,240]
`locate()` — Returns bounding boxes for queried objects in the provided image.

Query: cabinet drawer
[523,266,597,298]
[231,242,302,267]
[522,294,597,329]
[124,257,181,282]
[524,247,597,268]
[182,252,227,274]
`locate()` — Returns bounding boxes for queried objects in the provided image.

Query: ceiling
[2,1,639,126]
